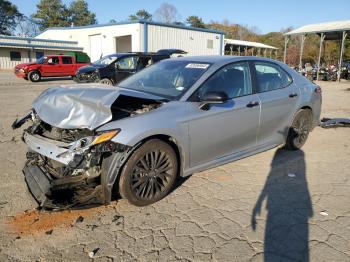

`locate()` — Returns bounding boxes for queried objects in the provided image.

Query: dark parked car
[75,49,187,85]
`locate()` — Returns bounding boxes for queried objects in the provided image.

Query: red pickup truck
[14,54,89,82]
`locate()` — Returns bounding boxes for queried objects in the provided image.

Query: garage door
[89,34,102,62]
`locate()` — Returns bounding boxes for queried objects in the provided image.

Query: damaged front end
[17,112,125,209]
[13,86,165,210]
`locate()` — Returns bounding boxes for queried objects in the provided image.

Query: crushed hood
[32,85,165,130]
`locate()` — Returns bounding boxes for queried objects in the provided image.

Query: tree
[0,0,23,35]
[154,3,180,23]
[69,0,97,26]
[186,16,205,28]
[129,9,152,21]
[15,16,40,37]
[32,0,70,31]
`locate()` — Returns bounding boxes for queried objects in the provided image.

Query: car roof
[172,55,280,64]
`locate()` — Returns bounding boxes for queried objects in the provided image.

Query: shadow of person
[251,148,313,261]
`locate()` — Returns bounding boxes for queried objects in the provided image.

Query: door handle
[289,93,298,98]
[246,101,259,108]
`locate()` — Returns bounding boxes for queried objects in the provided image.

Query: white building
[36,20,225,62]
[0,35,84,69]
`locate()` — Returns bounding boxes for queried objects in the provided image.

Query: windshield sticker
[185,63,210,69]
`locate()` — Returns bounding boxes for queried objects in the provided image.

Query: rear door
[252,61,299,146]
[60,56,74,76]
[188,61,261,167]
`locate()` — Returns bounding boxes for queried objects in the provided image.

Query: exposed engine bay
[13,90,164,210]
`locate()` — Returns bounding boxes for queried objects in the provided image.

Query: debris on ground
[88,247,100,258]
[45,229,53,235]
[86,224,98,231]
[112,214,124,225]
[288,173,296,178]
[320,211,329,216]
[320,118,350,128]
[75,216,84,224]
[0,201,8,208]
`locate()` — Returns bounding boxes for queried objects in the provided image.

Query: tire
[285,109,312,150]
[28,71,41,82]
[99,78,113,86]
[118,139,178,206]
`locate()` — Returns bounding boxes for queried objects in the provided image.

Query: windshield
[93,55,119,65]
[36,57,46,64]
[118,60,211,100]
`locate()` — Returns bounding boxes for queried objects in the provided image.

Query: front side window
[115,56,138,70]
[119,60,211,100]
[10,51,21,61]
[196,62,252,99]
[254,62,292,92]
[62,57,72,64]
[47,57,59,64]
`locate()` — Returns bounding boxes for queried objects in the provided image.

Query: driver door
[187,62,261,167]
[41,56,60,76]
[114,55,138,84]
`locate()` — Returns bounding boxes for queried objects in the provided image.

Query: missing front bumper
[23,164,104,210]
[23,165,51,207]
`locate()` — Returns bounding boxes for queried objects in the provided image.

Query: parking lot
[0,70,349,261]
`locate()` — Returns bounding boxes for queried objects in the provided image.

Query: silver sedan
[14,56,322,208]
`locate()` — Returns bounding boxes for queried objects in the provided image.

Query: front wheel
[285,109,312,150]
[118,139,178,206]
[99,78,113,86]
[28,71,41,82]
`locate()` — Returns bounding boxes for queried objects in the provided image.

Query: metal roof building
[36,20,225,62]
[224,38,277,58]
[0,35,83,69]
[284,20,350,81]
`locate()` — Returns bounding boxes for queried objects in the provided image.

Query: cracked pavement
[0,71,349,261]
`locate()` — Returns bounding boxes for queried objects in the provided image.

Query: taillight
[315,85,322,93]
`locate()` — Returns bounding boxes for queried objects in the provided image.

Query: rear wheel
[28,71,41,82]
[118,139,178,206]
[99,78,113,86]
[285,109,312,150]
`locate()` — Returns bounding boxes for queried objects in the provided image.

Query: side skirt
[183,142,280,177]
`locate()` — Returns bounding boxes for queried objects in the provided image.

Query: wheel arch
[101,133,184,203]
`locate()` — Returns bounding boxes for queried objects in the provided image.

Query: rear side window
[254,62,292,92]
[62,57,72,64]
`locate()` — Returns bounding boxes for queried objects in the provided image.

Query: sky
[9,0,350,34]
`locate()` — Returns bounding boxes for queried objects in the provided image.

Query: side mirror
[199,91,228,110]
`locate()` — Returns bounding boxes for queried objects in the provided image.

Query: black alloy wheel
[285,109,312,150]
[118,139,178,206]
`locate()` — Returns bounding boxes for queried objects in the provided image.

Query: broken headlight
[58,129,120,158]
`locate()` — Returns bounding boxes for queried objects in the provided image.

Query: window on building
[36,51,44,60]
[207,39,214,49]
[10,51,21,61]
[62,57,73,64]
